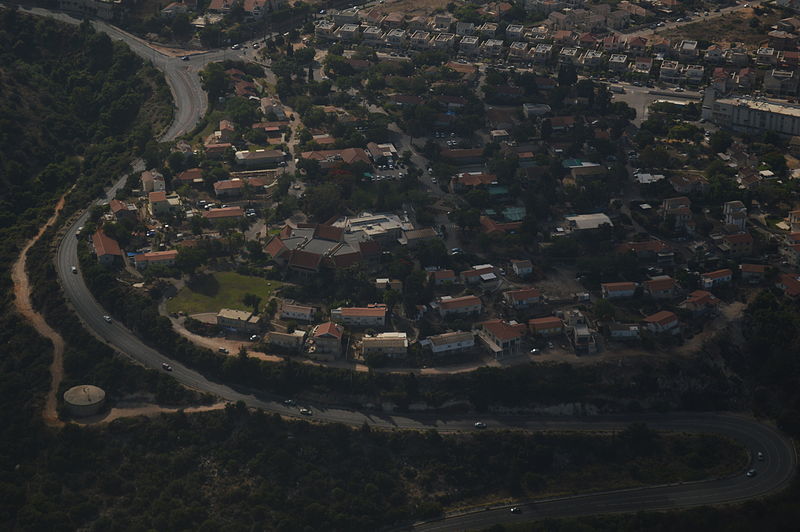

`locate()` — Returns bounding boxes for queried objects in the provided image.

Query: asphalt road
[16,5,798,530]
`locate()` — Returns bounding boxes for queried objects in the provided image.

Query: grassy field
[166,271,281,315]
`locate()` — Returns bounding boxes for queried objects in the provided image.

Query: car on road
[218,347,229,354]
[252,43,259,49]
[431,177,437,184]
[181,55,189,61]
[746,469,757,477]
[283,399,296,406]
[450,247,462,255]
[510,507,522,513]
[161,362,173,371]
[757,452,765,461]
[231,44,241,50]
[250,334,260,341]
[474,422,487,429]
[103,315,112,323]
[71,266,78,274]
[299,407,312,415]
[530,348,540,354]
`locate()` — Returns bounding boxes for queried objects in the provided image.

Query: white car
[299,407,312,415]
[474,422,487,429]
[161,362,173,371]
[71,266,78,274]
[103,315,112,323]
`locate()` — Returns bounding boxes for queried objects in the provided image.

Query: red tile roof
[439,295,481,310]
[645,277,675,292]
[92,230,122,257]
[202,206,244,219]
[702,268,733,280]
[505,287,541,302]
[431,269,456,281]
[149,191,167,203]
[643,310,678,326]
[176,168,203,182]
[288,250,323,271]
[602,282,636,292]
[340,305,387,317]
[529,316,563,330]
[740,263,766,274]
[314,321,343,339]
[480,319,526,342]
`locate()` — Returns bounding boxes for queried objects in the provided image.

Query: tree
[557,63,577,87]
[242,293,261,314]
[200,63,227,101]
[238,345,248,360]
[708,130,732,153]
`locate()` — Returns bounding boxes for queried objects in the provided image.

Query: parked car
[218,347,229,354]
[161,362,173,371]
[746,469,757,477]
[474,422,487,429]
[181,55,189,61]
[510,507,522,513]
[299,407,312,415]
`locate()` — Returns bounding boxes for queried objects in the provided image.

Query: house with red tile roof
[601,281,636,299]
[213,178,245,198]
[309,322,344,360]
[134,250,178,270]
[429,269,457,286]
[644,276,676,299]
[504,287,542,309]
[92,230,122,266]
[299,148,371,169]
[680,290,721,316]
[700,268,733,289]
[331,304,387,327]
[202,206,244,222]
[776,273,800,298]
[643,310,679,333]
[264,223,379,274]
[438,295,482,317]
[740,263,766,283]
[476,319,527,358]
[529,316,564,336]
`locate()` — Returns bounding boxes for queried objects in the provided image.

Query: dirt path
[72,402,228,425]
[11,195,68,427]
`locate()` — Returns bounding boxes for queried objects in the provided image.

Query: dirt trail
[11,195,68,427]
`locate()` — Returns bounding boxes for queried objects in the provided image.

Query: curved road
[17,5,797,530]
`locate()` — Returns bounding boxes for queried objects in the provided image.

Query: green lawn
[166,271,281,315]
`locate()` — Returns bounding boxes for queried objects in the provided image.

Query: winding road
[13,4,797,530]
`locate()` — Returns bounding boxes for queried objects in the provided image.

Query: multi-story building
[459,35,480,55]
[644,276,676,299]
[700,268,733,289]
[703,95,800,137]
[601,282,636,299]
[529,316,564,336]
[308,322,344,360]
[476,319,527,359]
[643,310,679,333]
[504,288,543,309]
[280,303,315,322]
[660,60,682,84]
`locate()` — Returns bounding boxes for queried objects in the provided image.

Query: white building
[424,331,475,354]
[703,95,800,137]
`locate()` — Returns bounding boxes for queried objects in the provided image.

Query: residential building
[217,308,262,333]
[678,39,699,61]
[134,250,178,270]
[660,60,682,84]
[529,316,564,336]
[429,269,457,286]
[764,69,800,97]
[280,303,315,322]
[680,290,721,316]
[455,21,476,35]
[723,200,748,231]
[213,178,245,198]
[266,330,306,352]
[504,287,543,309]
[601,281,636,299]
[459,35,480,55]
[362,25,384,45]
[684,64,705,85]
[756,47,778,65]
[235,149,285,169]
[608,54,629,72]
[582,50,605,68]
[386,28,408,47]
[299,147,371,169]
[533,44,553,64]
[141,170,165,193]
[361,332,408,359]
[203,206,244,222]
[92,230,122,266]
[564,213,613,232]
[109,199,138,222]
[476,319,527,359]
[721,232,754,257]
[644,276,676,299]
[776,273,800,298]
[740,263,766,283]
[643,310,679,333]
[509,41,530,60]
[361,332,409,358]
[410,30,432,49]
[506,24,524,40]
[315,20,337,40]
[308,322,343,360]
[433,32,457,50]
[337,23,360,41]
[438,295,483,317]
[701,268,733,289]
[661,196,694,232]
[424,331,475,355]
[460,264,498,284]
[608,323,640,339]
[331,304,387,327]
[511,259,533,277]
[480,39,505,57]
[565,310,596,354]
